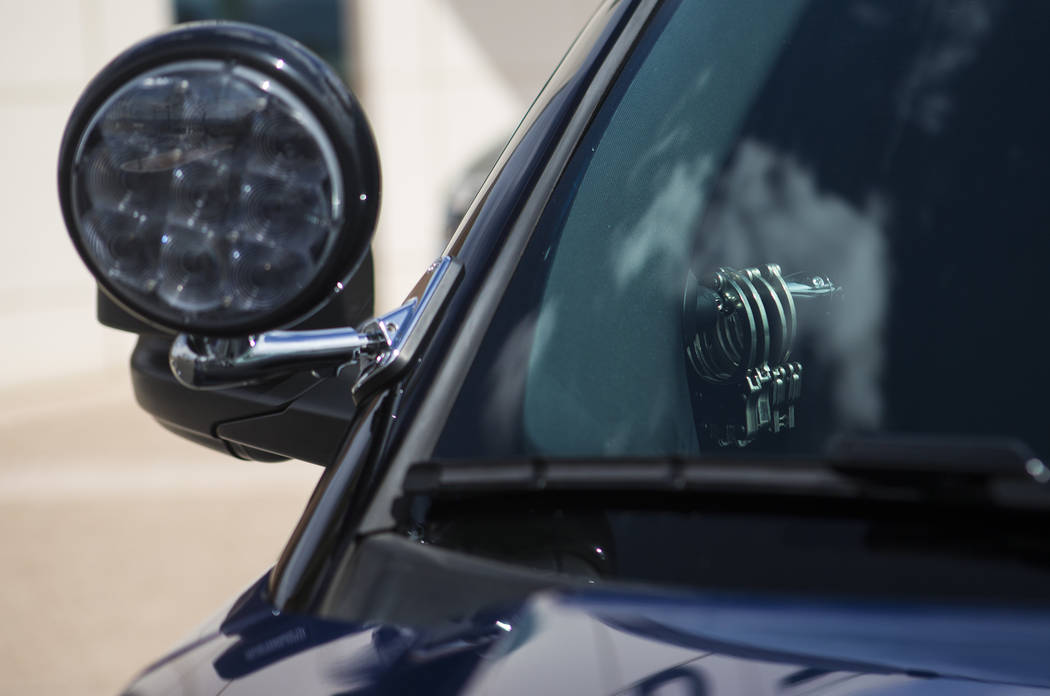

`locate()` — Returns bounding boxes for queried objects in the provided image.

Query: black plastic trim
[131,333,360,466]
[323,532,584,629]
[216,376,357,466]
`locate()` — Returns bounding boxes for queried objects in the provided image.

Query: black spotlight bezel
[58,21,381,337]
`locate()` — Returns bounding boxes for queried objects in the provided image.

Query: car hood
[124,579,1050,695]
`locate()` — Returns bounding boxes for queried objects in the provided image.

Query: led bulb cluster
[71,60,344,327]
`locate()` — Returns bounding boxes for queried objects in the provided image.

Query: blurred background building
[0,1,593,693]
[1,0,596,389]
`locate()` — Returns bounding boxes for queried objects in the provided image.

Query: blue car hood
[125,579,1050,695]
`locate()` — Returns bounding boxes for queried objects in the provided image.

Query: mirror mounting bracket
[169,256,461,397]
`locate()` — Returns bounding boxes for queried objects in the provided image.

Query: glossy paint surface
[125,579,1050,695]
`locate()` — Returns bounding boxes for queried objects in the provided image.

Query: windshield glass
[436,0,1050,461]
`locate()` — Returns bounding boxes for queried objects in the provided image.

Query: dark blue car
[57,0,1050,693]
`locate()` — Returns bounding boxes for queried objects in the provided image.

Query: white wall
[350,0,520,312]
[351,0,597,313]
[0,0,171,390]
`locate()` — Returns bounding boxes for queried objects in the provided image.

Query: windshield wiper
[403,436,1050,510]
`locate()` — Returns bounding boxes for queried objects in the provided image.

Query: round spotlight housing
[58,22,380,336]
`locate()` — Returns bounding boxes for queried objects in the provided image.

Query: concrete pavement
[0,368,321,695]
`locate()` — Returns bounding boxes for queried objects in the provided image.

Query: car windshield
[435,0,1050,462]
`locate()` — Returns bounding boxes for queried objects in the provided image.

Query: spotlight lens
[69,59,344,331]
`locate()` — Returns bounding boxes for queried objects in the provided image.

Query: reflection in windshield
[695,140,888,430]
[518,0,806,456]
[891,0,999,137]
[436,0,1050,462]
[613,155,714,295]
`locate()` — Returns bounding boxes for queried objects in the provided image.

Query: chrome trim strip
[352,256,462,398]
[169,327,382,390]
[168,256,461,392]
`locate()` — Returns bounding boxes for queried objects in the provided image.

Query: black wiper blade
[826,435,1044,477]
[406,458,854,496]
[404,437,1050,509]
[824,435,1050,510]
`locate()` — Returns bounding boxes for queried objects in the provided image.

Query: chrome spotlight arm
[169,256,460,392]
[169,327,386,390]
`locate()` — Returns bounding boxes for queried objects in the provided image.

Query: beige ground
[0,368,322,695]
